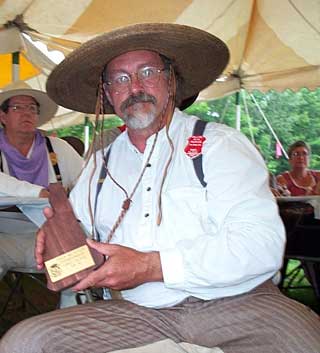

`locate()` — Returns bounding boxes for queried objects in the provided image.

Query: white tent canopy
[0,0,319,129]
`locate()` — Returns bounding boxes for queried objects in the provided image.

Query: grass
[280,260,320,314]
[0,260,319,339]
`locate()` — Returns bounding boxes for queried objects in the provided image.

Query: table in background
[0,196,49,227]
[277,196,320,299]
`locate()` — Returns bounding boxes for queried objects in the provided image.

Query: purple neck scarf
[0,129,49,188]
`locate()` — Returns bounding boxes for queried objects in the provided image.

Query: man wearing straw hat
[1,23,319,353]
[0,82,83,288]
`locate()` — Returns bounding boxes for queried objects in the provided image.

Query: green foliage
[186,88,320,175]
[51,88,320,176]
[48,115,124,144]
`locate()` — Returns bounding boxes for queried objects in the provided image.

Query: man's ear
[0,110,6,126]
[103,83,114,106]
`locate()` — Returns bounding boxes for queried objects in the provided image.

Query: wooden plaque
[42,183,104,291]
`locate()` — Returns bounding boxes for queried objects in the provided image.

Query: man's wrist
[145,251,163,282]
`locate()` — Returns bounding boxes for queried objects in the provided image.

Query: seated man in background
[0,82,83,299]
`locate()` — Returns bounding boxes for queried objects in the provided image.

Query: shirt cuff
[160,248,185,287]
[29,185,44,198]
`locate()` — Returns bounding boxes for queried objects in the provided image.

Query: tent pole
[84,116,90,154]
[241,91,255,144]
[235,91,241,131]
[12,52,20,82]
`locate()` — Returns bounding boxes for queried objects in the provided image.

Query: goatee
[123,105,157,130]
[121,92,158,130]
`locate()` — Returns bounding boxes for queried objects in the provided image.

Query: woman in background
[277,140,320,196]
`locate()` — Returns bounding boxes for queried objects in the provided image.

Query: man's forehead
[107,50,162,70]
[10,95,37,104]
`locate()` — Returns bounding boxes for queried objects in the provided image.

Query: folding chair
[280,222,320,300]
[0,267,57,318]
[1,266,104,318]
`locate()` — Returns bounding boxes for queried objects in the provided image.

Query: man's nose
[129,74,144,93]
[21,110,33,117]
[22,109,36,116]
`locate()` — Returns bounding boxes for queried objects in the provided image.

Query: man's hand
[35,207,54,270]
[72,239,163,291]
[39,189,50,198]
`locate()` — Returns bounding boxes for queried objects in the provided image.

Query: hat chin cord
[87,68,176,242]
[156,66,176,225]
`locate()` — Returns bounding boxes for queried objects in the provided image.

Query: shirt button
[144,213,149,217]
[146,187,151,191]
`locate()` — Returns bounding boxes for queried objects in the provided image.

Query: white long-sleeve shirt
[70,109,285,308]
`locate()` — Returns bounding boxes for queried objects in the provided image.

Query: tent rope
[250,93,288,159]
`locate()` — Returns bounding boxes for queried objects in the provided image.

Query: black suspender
[192,120,208,187]
[93,120,208,239]
[45,136,62,183]
[94,146,112,242]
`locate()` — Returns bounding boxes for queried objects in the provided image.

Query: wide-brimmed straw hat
[0,81,58,126]
[46,23,229,114]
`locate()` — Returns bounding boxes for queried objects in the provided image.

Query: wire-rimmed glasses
[8,103,39,114]
[106,66,166,93]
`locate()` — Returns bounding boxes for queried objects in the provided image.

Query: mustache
[120,92,157,112]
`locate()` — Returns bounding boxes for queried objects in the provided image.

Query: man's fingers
[39,189,50,198]
[43,206,54,219]
[86,238,116,256]
[35,207,53,270]
[72,268,104,291]
[35,228,46,269]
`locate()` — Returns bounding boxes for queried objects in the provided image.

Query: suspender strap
[192,120,208,188]
[94,146,112,242]
[45,136,62,183]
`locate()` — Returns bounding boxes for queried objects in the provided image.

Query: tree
[51,88,320,175]
[51,116,123,144]
[186,88,320,175]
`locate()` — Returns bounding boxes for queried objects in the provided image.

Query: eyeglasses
[291,151,309,157]
[106,66,166,93]
[8,103,39,114]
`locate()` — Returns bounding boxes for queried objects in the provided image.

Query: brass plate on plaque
[45,245,95,283]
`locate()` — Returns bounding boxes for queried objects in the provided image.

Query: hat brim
[0,88,58,126]
[179,94,199,111]
[46,23,229,114]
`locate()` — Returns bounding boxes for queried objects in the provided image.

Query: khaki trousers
[0,280,320,353]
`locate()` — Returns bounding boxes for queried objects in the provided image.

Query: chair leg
[0,273,23,318]
[0,272,47,317]
[303,262,320,300]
